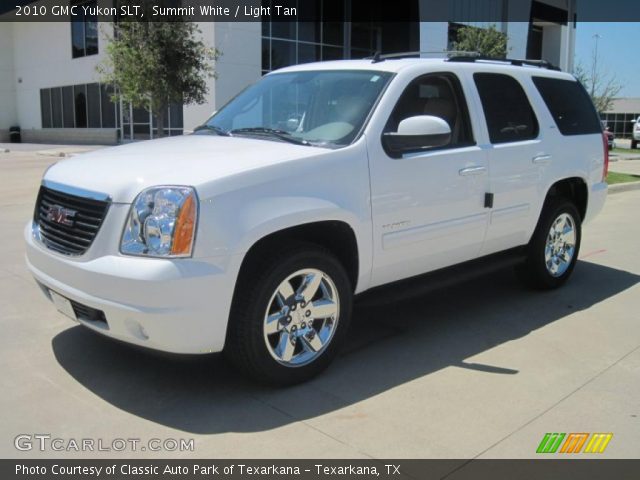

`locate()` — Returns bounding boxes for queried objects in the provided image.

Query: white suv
[25,57,608,385]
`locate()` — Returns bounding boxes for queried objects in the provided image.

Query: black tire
[516,198,582,290]
[632,140,638,150]
[225,242,353,386]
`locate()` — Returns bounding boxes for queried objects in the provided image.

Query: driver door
[367,72,490,287]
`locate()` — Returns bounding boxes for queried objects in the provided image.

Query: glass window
[385,73,474,150]
[271,39,297,70]
[271,21,296,40]
[474,73,539,144]
[100,84,116,128]
[261,0,348,74]
[62,86,75,127]
[322,0,344,45]
[298,19,321,44]
[71,0,98,58]
[71,18,85,58]
[169,103,183,129]
[40,89,52,128]
[298,43,320,64]
[87,83,101,128]
[84,11,98,55]
[322,46,342,61]
[51,88,63,128]
[74,85,87,128]
[532,77,601,135]
[204,70,393,147]
[261,38,271,72]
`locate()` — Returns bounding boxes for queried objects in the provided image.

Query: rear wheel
[225,243,352,385]
[516,198,581,289]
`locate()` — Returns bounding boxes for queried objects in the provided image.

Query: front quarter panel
[193,140,373,293]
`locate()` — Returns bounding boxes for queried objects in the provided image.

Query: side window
[385,73,474,150]
[532,77,602,135]
[474,73,539,144]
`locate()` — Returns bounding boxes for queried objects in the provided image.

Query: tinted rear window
[532,77,602,135]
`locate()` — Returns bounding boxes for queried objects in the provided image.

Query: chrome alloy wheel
[263,269,340,367]
[544,213,577,277]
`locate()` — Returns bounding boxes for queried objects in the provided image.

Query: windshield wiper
[229,127,311,146]
[193,124,231,136]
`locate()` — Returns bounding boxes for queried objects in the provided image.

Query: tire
[516,198,582,290]
[225,242,353,386]
[632,140,638,150]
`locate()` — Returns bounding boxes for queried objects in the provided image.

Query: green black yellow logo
[536,433,613,454]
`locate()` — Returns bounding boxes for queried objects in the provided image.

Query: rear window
[532,77,602,136]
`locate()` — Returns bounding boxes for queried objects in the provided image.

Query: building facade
[600,98,640,139]
[0,0,577,144]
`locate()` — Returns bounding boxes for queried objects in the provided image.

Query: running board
[356,247,527,307]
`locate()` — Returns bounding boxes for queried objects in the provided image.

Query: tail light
[602,132,609,182]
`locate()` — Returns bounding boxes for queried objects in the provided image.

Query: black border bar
[2,0,640,22]
[4,459,640,480]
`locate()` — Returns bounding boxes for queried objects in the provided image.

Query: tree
[572,38,622,114]
[98,16,219,137]
[452,24,509,58]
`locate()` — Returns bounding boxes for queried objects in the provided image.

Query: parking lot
[1,145,639,461]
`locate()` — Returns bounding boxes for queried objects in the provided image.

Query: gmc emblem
[46,205,77,227]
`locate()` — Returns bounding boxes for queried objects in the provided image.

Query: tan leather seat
[423,97,458,143]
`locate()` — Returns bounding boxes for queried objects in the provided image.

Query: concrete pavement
[0,146,638,460]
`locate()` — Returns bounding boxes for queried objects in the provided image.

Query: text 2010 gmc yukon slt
[25,57,608,385]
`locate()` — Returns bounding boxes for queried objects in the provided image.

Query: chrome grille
[34,185,110,255]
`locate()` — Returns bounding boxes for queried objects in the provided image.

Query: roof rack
[446,55,561,71]
[367,51,480,63]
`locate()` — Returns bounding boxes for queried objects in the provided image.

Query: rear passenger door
[472,72,545,256]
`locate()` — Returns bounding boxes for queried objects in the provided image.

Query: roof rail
[367,51,480,63]
[446,55,561,71]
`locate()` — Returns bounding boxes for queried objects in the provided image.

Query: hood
[44,135,326,203]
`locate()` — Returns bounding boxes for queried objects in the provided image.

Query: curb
[608,181,640,194]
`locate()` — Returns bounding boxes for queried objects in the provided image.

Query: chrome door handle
[532,154,552,164]
[459,166,487,176]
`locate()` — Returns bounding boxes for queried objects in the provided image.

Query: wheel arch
[544,176,588,221]
[236,219,361,293]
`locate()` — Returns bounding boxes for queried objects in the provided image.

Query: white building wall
[505,22,529,58]
[10,21,111,131]
[183,21,261,132]
[0,23,18,139]
[418,22,449,53]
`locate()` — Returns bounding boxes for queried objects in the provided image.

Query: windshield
[201,70,393,147]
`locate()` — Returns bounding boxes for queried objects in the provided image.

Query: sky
[574,22,640,98]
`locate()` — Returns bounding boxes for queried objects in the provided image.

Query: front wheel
[225,243,352,385]
[516,199,582,289]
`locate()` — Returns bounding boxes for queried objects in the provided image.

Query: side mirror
[382,115,451,158]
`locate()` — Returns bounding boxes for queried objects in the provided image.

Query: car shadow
[52,260,639,434]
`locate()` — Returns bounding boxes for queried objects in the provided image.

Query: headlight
[120,186,198,258]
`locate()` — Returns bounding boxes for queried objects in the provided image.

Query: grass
[611,148,639,155]
[606,171,640,185]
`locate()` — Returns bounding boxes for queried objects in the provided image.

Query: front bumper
[25,222,241,354]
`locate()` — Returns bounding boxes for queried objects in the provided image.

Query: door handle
[459,166,487,176]
[532,154,552,164]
